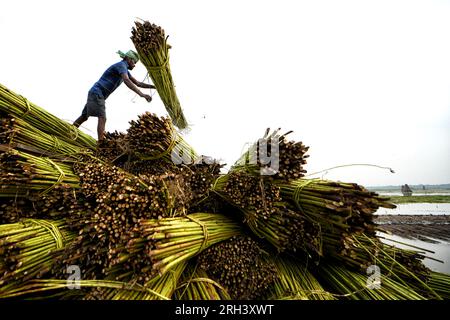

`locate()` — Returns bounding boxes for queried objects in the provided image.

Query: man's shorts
[81,91,106,118]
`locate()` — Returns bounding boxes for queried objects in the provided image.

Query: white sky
[1,0,449,187]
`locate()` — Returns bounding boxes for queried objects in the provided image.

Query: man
[73,50,155,142]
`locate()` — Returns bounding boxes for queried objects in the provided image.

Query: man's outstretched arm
[121,73,152,102]
[129,74,156,89]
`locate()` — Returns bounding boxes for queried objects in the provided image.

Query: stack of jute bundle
[0,83,96,150]
[131,21,188,130]
[1,77,449,300]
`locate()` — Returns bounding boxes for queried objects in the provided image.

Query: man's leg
[73,115,88,128]
[74,100,89,127]
[97,117,106,142]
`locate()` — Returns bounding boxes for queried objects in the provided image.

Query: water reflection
[376,203,450,215]
[378,232,450,274]
[379,192,450,196]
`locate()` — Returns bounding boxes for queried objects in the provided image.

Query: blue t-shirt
[89,60,131,99]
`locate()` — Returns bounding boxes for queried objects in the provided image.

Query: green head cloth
[117,50,140,63]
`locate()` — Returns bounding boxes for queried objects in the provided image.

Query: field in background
[368,184,450,193]
[388,195,450,204]
[367,184,450,204]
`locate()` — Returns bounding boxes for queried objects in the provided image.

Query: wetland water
[377,232,450,274]
[375,203,450,215]
[374,203,450,274]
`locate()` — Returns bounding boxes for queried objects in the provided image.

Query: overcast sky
[1,0,449,187]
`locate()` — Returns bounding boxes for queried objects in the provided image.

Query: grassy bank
[387,195,450,204]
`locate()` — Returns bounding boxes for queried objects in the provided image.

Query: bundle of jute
[0,184,91,224]
[196,235,278,300]
[173,262,231,300]
[58,157,193,283]
[1,115,89,157]
[74,158,191,220]
[96,131,127,164]
[212,172,282,222]
[79,213,239,285]
[231,128,309,181]
[266,256,335,300]
[127,112,195,162]
[0,83,96,148]
[243,205,323,258]
[327,233,440,299]
[212,173,322,257]
[278,178,396,258]
[125,159,177,176]
[279,179,396,231]
[131,21,188,129]
[182,157,223,206]
[0,93,446,302]
[96,114,198,175]
[0,278,171,300]
[84,261,187,300]
[128,213,242,277]
[317,263,429,300]
[0,148,80,198]
[428,272,450,300]
[0,219,75,290]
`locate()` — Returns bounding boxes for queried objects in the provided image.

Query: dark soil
[375,214,450,243]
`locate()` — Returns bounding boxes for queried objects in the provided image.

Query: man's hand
[123,74,154,101]
[141,94,152,102]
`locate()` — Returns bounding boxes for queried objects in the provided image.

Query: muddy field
[375,214,450,243]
